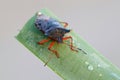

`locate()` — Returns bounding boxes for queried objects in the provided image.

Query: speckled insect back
[35,12,86,66]
[35,12,70,43]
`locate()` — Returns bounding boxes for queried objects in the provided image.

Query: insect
[35,12,86,65]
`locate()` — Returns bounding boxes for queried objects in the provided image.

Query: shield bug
[35,12,86,65]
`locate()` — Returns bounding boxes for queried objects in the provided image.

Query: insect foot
[54,50,60,58]
[77,48,87,54]
[48,48,60,58]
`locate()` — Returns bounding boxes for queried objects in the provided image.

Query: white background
[0,0,120,80]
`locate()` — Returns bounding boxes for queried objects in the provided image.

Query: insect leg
[60,22,68,28]
[48,41,60,58]
[63,41,87,54]
[77,48,87,54]
[62,36,78,52]
[38,38,50,45]
[44,53,53,66]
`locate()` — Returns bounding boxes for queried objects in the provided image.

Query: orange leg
[60,22,68,28]
[62,36,78,52]
[63,42,87,54]
[48,41,60,58]
[38,38,50,45]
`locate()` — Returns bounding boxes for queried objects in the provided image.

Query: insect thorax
[48,28,69,43]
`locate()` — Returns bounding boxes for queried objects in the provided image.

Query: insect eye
[38,23,41,26]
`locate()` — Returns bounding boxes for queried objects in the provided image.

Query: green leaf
[16,8,120,80]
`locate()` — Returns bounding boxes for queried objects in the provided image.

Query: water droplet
[37,12,42,16]
[85,61,89,65]
[97,64,101,67]
[88,65,94,71]
[99,73,102,76]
